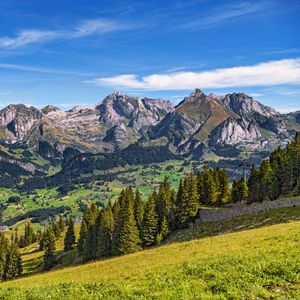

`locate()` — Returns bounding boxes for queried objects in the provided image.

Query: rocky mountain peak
[222,93,277,118]
[42,105,61,114]
[0,104,42,141]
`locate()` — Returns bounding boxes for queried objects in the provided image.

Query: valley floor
[1,214,299,299]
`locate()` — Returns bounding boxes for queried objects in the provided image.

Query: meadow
[0,209,299,299]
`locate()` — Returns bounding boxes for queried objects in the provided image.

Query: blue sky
[0,0,299,112]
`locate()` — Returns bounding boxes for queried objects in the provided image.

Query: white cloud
[89,58,300,90]
[179,1,268,30]
[0,63,93,76]
[0,30,60,48]
[72,19,123,37]
[0,19,126,49]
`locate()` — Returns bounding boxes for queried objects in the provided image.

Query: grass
[0,217,299,299]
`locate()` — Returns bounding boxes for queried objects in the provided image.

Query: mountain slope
[1,221,299,299]
[143,89,297,158]
[0,90,298,173]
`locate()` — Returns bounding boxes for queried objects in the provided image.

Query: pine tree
[43,228,56,270]
[64,217,76,251]
[202,167,217,205]
[24,222,34,246]
[141,194,159,247]
[113,188,141,255]
[231,176,248,202]
[2,243,22,280]
[156,177,172,231]
[0,233,9,278]
[83,221,97,262]
[77,219,88,256]
[217,169,231,204]
[97,203,113,258]
[133,189,144,230]
[160,216,169,240]
[176,175,199,225]
[112,190,126,255]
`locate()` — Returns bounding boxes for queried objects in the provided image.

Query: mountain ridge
[0,89,299,167]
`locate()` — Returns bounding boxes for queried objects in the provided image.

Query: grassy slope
[1,215,299,299]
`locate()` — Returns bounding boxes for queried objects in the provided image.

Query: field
[0,159,193,223]
[0,208,299,299]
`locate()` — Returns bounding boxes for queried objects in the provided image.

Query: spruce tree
[0,233,9,277]
[177,176,199,225]
[64,217,76,251]
[97,204,113,258]
[217,169,231,204]
[133,189,144,230]
[77,219,88,256]
[2,243,22,280]
[141,194,159,247]
[83,224,95,262]
[114,188,141,255]
[43,228,56,270]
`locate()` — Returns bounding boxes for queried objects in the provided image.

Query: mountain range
[0,89,299,183]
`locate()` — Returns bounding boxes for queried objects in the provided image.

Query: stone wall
[198,197,300,223]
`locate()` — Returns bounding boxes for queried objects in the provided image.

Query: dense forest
[0,133,299,280]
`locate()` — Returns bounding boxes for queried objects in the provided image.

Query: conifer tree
[24,222,34,246]
[176,176,199,225]
[64,217,76,251]
[231,176,248,202]
[133,189,144,230]
[141,194,158,247]
[113,187,141,255]
[83,224,95,262]
[43,228,56,270]
[77,219,88,256]
[0,233,9,277]
[97,203,113,258]
[160,216,169,240]
[2,243,22,280]
[247,166,261,203]
[202,167,217,205]
[217,169,231,204]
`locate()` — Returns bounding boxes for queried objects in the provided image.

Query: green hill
[1,219,299,299]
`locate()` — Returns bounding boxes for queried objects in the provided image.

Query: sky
[0,0,300,112]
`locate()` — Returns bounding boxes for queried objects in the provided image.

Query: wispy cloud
[179,1,268,30]
[0,63,95,77]
[0,19,128,49]
[88,58,300,90]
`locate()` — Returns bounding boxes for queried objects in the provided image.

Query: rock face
[143,89,297,156]
[0,90,298,161]
[0,104,42,141]
[0,93,174,153]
